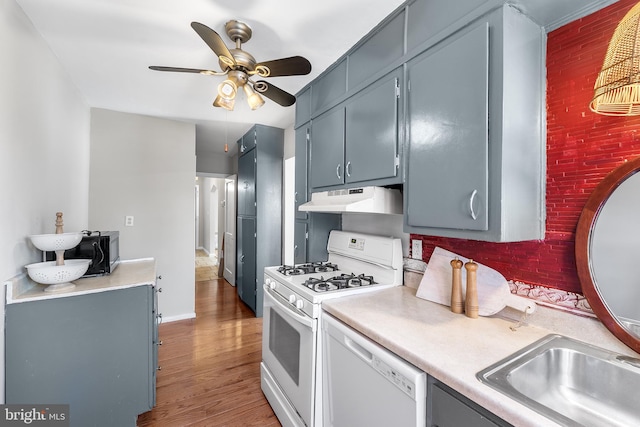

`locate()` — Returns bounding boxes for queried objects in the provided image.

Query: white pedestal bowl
[25,259,91,293]
[29,232,83,252]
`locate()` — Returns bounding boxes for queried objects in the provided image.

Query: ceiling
[15,0,617,157]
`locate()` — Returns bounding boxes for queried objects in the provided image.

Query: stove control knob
[269,281,277,290]
[296,299,304,310]
[288,295,296,304]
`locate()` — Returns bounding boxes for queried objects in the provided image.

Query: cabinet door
[406,23,489,231]
[345,69,400,184]
[240,127,256,154]
[430,380,507,427]
[237,149,256,216]
[309,106,345,189]
[238,216,257,312]
[295,125,310,220]
[294,220,308,264]
[6,287,153,427]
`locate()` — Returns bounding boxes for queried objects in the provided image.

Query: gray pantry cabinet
[236,124,283,317]
[5,285,159,427]
[404,5,545,242]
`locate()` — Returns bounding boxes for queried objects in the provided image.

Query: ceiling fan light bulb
[218,80,237,100]
[213,94,235,111]
[243,84,265,110]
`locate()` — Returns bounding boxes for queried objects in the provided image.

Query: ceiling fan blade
[254,81,296,106]
[255,56,311,77]
[191,22,236,66]
[149,66,223,75]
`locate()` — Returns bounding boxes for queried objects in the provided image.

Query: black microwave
[44,230,120,277]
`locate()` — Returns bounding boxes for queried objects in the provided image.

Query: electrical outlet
[411,239,423,260]
[125,215,134,227]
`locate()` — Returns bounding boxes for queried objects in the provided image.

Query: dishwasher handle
[344,336,374,364]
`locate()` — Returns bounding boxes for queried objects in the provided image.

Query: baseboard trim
[162,312,196,323]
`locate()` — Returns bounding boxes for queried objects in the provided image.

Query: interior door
[223,175,236,286]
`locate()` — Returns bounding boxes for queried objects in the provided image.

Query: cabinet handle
[346,161,352,177]
[294,245,298,256]
[157,313,163,325]
[336,164,342,180]
[469,189,479,220]
[157,366,162,371]
[294,191,298,203]
[240,254,245,262]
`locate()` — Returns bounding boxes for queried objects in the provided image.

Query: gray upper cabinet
[309,105,345,189]
[345,68,401,185]
[295,125,310,220]
[311,59,347,114]
[404,5,545,242]
[406,0,491,54]
[406,23,489,231]
[309,68,402,190]
[347,9,405,90]
[295,87,312,128]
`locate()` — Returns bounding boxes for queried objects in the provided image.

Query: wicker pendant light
[591,2,640,116]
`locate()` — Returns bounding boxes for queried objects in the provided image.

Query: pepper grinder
[450,258,464,314]
[464,260,479,319]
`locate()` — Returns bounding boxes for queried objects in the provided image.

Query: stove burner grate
[303,273,376,292]
[277,262,339,276]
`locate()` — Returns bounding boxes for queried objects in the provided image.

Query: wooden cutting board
[416,247,536,316]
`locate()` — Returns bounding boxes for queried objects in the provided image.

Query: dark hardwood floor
[137,258,280,427]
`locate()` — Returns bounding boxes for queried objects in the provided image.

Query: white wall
[89,108,196,321]
[196,150,237,175]
[0,0,91,403]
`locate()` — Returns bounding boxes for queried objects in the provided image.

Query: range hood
[299,186,402,214]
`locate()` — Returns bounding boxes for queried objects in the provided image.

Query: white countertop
[322,286,637,427]
[5,258,156,303]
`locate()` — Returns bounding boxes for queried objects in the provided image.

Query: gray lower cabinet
[309,68,402,191]
[428,377,512,427]
[236,124,283,317]
[5,285,157,427]
[404,5,545,242]
[294,220,308,264]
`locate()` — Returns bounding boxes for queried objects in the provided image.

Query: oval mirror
[576,157,640,353]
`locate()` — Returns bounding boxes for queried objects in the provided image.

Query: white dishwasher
[322,313,427,427]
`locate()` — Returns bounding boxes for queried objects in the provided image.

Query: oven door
[262,286,316,426]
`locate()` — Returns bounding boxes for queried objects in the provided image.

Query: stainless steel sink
[476,334,640,427]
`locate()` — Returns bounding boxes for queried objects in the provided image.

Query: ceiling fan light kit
[149,20,311,111]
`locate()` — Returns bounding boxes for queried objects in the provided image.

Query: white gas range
[260,230,403,427]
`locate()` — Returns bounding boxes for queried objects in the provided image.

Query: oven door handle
[264,285,314,329]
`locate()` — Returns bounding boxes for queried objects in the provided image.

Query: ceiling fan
[149,20,312,111]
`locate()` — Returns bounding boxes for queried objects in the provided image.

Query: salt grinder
[464,260,479,319]
[450,258,464,314]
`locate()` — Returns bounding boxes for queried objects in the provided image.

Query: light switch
[125,216,134,227]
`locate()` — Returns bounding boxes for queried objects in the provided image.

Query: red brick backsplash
[411,0,640,294]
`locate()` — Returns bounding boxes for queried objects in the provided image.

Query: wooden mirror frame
[575,156,640,354]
